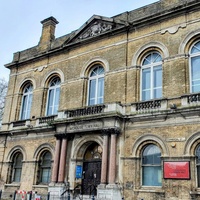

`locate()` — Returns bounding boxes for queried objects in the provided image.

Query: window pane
[40,152,52,184]
[26,94,32,119]
[153,66,162,87]
[88,66,104,105]
[53,88,60,114]
[191,56,200,93]
[20,84,33,120]
[196,146,200,187]
[13,153,23,182]
[21,95,28,120]
[41,168,51,183]
[89,79,96,105]
[142,69,150,90]
[142,68,150,100]
[197,166,200,187]
[142,166,161,186]
[142,144,161,186]
[97,77,104,104]
[191,42,200,54]
[142,52,162,100]
[154,88,162,99]
[14,168,22,182]
[46,77,61,116]
[47,89,54,115]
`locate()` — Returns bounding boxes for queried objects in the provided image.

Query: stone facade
[1,0,200,199]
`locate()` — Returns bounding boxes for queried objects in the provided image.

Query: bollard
[13,191,16,200]
[92,195,95,200]
[68,190,70,200]
[47,192,50,200]
[28,191,32,200]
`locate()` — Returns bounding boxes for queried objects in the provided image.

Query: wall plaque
[68,122,102,132]
[163,161,190,179]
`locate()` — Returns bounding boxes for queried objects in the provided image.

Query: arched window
[88,65,104,106]
[20,83,33,120]
[196,145,200,187]
[11,152,23,183]
[142,144,161,186]
[141,52,162,101]
[38,151,52,184]
[46,77,61,116]
[190,41,200,93]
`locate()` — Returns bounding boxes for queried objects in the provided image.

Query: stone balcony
[7,103,125,131]
[181,92,200,107]
[5,96,200,132]
[131,98,168,114]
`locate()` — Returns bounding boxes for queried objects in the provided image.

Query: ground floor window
[142,144,161,186]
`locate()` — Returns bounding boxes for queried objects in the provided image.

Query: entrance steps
[73,195,109,200]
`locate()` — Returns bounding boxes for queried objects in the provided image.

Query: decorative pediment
[78,21,113,40]
[64,15,126,45]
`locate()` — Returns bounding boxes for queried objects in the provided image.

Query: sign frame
[163,161,190,180]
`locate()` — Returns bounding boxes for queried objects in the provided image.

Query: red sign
[163,161,190,179]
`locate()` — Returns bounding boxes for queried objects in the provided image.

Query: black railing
[13,120,26,127]
[188,93,200,103]
[135,100,161,111]
[39,115,56,124]
[65,105,105,118]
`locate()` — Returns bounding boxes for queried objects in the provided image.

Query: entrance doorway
[82,143,102,195]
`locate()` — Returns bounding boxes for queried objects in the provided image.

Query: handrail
[83,183,96,196]
[60,183,96,198]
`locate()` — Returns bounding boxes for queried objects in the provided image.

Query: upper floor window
[190,41,200,93]
[46,77,61,116]
[88,65,104,105]
[38,151,52,184]
[11,152,23,183]
[20,83,33,120]
[141,52,162,101]
[142,144,161,186]
[196,145,200,187]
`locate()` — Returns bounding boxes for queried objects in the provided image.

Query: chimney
[39,16,59,50]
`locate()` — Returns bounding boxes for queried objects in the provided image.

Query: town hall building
[2,0,200,199]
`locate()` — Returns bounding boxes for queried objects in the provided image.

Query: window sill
[134,187,164,193]
[32,185,48,189]
[5,183,20,187]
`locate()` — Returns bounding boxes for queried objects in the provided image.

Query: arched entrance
[82,142,102,195]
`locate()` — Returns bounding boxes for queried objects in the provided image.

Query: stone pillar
[101,134,109,184]
[52,138,61,182]
[108,133,117,184]
[58,138,68,183]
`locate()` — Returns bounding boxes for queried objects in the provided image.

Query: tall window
[38,151,52,184]
[88,65,104,105]
[141,52,162,101]
[11,152,23,182]
[46,77,61,116]
[20,83,33,120]
[190,41,200,93]
[142,144,161,186]
[196,145,200,187]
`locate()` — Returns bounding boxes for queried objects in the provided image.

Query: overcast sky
[0,0,158,81]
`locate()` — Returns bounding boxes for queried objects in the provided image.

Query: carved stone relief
[78,22,113,40]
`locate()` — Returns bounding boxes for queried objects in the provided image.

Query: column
[108,133,117,184]
[101,134,109,184]
[58,137,68,183]
[52,138,61,182]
